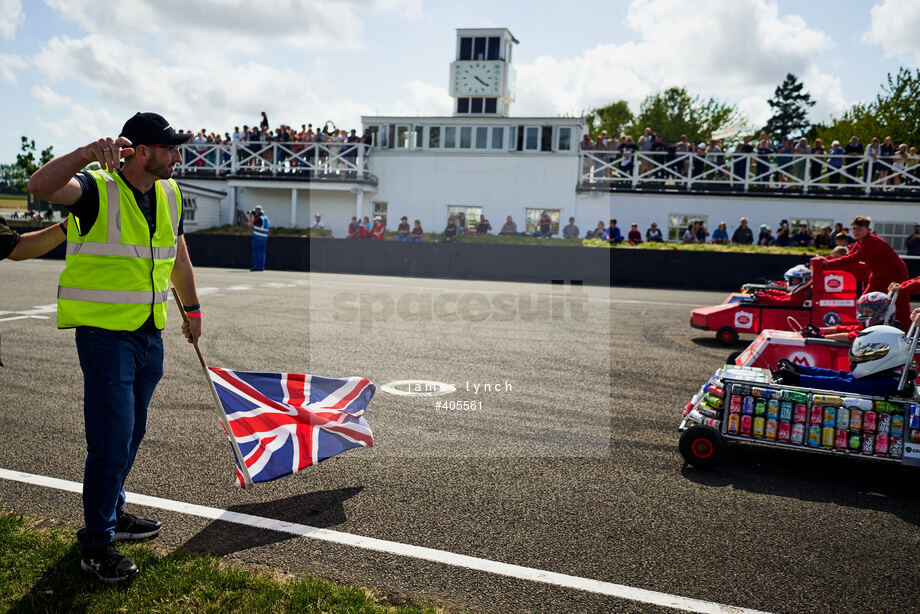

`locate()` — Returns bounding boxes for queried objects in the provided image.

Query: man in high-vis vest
[28,112,201,583]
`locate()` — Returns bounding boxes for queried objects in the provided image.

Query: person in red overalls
[817,215,909,330]
[753,264,811,306]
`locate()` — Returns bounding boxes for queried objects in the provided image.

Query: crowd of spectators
[581,128,920,190]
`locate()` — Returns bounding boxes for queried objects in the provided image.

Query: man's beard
[144,157,174,179]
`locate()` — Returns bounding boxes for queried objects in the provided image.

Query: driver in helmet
[803,291,892,342]
[773,325,909,396]
[751,264,812,305]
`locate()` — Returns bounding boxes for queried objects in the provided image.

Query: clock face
[453,61,502,96]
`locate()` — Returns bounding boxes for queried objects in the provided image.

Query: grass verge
[0,511,438,614]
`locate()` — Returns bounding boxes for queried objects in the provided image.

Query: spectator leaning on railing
[606,219,623,244]
[711,221,730,245]
[732,217,753,245]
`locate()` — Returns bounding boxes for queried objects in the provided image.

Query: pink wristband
[186,311,201,319]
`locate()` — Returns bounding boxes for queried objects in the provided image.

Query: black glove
[801,324,821,338]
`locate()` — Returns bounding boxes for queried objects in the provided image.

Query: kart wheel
[726,350,742,365]
[679,425,727,469]
[716,327,738,346]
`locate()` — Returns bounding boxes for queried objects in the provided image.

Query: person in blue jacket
[605,218,623,244]
[249,205,269,271]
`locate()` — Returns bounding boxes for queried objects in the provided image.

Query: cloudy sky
[1,0,917,162]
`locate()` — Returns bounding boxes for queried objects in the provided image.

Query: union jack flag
[207,367,375,488]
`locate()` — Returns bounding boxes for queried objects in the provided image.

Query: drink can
[698,405,719,419]
[708,384,724,398]
[807,425,822,447]
[683,402,694,418]
[778,420,791,442]
[753,416,766,438]
[911,429,920,444]
[706,394,724,410]
[727,413,740,435]
[889,436,903,458]
[813,393,842,407]
[779,401,793,422]
[730,396,742,413]
[752,386,766,398]
[862,434,876,456]
[835,407,850,431]
[791,423,805,445]
[848,431,861,451]
[875,434,889,456]
[908,403,920,429]
[877,413,892,436]
[782,390,809,404]
[849,409,863,432]
[767,399,779,420]
[740,415,753,436]
[821,427,835,448]
[891,415,904,437]
[743,396,755,415]
[765,419,778,440]
[794,404,807,424]
[875,400,895,414]
[834,429,848,450]
[733,384,752,397]
[702,417,721,429]
[822,407,836,429]
[863,410,877,433]
[810,405,823,426]
[754,401,766,416]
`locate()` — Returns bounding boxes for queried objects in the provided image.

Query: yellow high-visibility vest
[57,169,182,330]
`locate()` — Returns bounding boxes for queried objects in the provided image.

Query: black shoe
[80,544,138,583]
[114,512,162,541]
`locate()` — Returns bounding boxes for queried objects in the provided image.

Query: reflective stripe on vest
[253,215,269,239]
[57,170,181,330]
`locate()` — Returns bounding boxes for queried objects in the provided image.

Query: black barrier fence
[11,226,920,292]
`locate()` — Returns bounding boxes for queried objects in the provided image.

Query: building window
[473,37,486,61]
[471,97,483,113]
[457,98,470,114]
[557,127,572,151]
[484,98,497,114]
[459,37,472,60]
[428,126,441,149]
[525,208,560,235]
[870,220,913,252]
[541,126,553,151]
[476,126,488,149]
[182,196,197,222]
[460,126,472,149]
[413,125,423,149]
[372,201,388,227]
[668,214,708,242]
[444,126,457,148]
[524,127,539,151]
[366,125,381,148]
[487,37,501,60]
[448,205,482,231]
[491,127,504,150]
[396,125,410,148]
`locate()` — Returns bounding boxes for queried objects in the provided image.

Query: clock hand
[474,76,488,86]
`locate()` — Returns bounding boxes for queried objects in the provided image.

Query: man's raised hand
[87,137,134,172]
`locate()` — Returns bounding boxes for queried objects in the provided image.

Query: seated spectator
[711,221,730,244]
[606,218,623,244]
[682,222,695,244]
[646,221,663,242]
[444,216,459,242]
[695,220,709,243]
[346,216,360,238]
[362,216,372,231]
[312,214,325,229]
[537,212,553,238]
[456,212,468,234]
[475,217,492,233]
[587,221,606,239]
[499,215,518,235]
[627,223,642,245]
[775,220,791,246]
[732,217,754,244]
[396,216,410,242]
[758,225,774,246]
[813,226,832,249]
[370,216,385,240]
[410,219,424,242]
[562,217,580,239]
[905,224,920,256]
[792,224,812,247]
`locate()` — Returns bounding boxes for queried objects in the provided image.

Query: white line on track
[0,468,769,614]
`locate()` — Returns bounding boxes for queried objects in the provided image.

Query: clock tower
[449,28,518,117]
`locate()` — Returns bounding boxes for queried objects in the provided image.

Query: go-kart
[690,257,859,345]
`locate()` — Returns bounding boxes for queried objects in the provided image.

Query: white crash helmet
[856,292,891,325]
[849,325,912,378]
[784,264,812,292]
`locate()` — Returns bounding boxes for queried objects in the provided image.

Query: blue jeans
[395,234,408,242]
[75,327,163,551]
[252,238,267,270]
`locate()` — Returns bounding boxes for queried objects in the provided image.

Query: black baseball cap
[120,112,191,146]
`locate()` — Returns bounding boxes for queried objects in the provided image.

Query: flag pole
[171,287,254,488]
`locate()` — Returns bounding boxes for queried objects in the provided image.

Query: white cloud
[0,52,28,84]
[388,80,453,117]
[0,0,24,39]
[30,85,69,107]
[863,0,920,63]
[511,0,845,126]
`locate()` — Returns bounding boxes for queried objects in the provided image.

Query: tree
[585,100,634,139]
[762,73,815,140]
[626,87,744,144]
[11,136,54,193]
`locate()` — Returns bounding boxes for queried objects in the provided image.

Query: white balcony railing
[175,141,376,183]
[579,150,920,196]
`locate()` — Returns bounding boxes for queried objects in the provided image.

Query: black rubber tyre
[726,350,743,365]
[679,425,727,469]
[716,326,738,346]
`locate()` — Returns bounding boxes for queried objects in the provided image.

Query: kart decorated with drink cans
[677,324,920,469]
[690,257,860,345]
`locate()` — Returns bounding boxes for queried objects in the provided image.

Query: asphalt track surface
[1,260,919,614]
